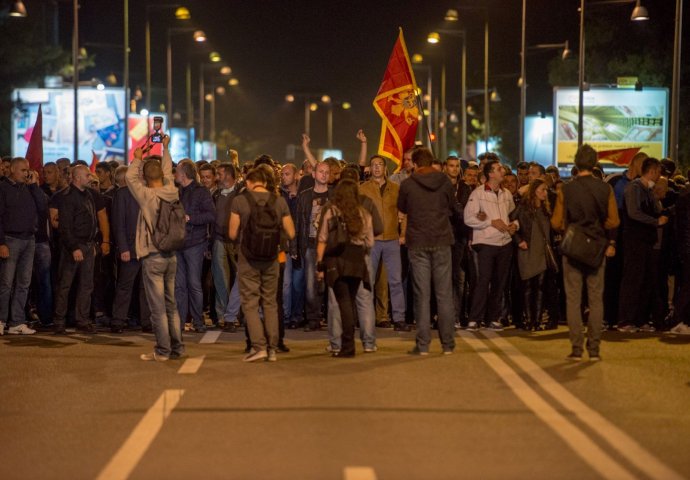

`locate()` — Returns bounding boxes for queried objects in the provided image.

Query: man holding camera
[0,158,47,335]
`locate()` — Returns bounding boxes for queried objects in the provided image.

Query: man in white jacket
[464,157,518,331]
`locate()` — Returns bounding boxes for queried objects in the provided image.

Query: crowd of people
[1,129,689,362]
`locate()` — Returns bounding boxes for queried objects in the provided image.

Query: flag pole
[415,93,434,153]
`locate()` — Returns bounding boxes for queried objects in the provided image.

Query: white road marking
[95,389,185,480]
[343,466,378,480]
[199,330,221,344]
[177,355,205,374]
[481,330,685,480]
[458,331,636,480]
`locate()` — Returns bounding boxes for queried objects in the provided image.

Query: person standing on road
[126,136,185,362]
[229,167,295,362]
[0,158,47,335]
[397,147,457,355]
[551,144,620,361]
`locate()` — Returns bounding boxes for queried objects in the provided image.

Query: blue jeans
[211,239,237,321]
[328,254,376,351]
[0,236,35,327]
[224,273,241,322]
[408,247,456,352]
[175,241,206,329]
[304,246,322,326]
[33,241,52,324]
[370,240,406,324]
[283,255,305,323]
[142,253,184,358]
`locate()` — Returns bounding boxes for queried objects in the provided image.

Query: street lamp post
[411,55,434,149]
[670,0,683,162]
[72,0,78,162]
[577,0,649,147]
[167,27,206,129]
[198,61,229,142]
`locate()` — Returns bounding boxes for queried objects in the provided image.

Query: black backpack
[241,191,281,262]
[152,198,187,253]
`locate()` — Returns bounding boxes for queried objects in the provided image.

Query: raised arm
[356,129,368,167]
[301,133,317,169]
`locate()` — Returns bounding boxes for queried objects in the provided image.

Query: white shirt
[464,184,517,247]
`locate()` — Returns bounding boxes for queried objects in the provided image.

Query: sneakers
[617,324,639,333]
[140,352,169,362]
[566,352,583,361]
[267,350,277,362]
[487,321,504,331]
[325,345,341,353]
[639,323,656,333]
[276,343,290,353]
[466,321,479,331]
[589,353,602,362]
[408,347,429,356]
[364,345,378,353]
[7,323,36,335]
[243,349,268,362]
[394,322,412,332]
[443,349,454,355]
[376,321,392,329]
[669,322,690,335]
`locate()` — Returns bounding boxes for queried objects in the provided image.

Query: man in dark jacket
[0,158,47,335]
[53,165,101,334]
[670,184,690,334]
[111,166,151,333]
[174,160,216,333]
[397,147,457,355]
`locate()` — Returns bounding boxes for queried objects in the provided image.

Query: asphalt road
[1,326,689,480]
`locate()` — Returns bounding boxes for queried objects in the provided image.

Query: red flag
[373,29,419,171]
[90,149,99,173]
[25,105,43,176]
[596,147,642,166]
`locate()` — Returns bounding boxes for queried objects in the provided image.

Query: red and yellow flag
[596,147,642,166]
[25,105,43,177]
[373,29,419,171]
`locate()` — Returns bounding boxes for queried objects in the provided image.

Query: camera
[150,116,164,143]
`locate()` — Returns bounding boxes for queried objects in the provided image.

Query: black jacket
[0,180,47,244]
[112,186,140,255]
[510,202,552,246]
[58,185,98,252]
[675,185,690,263]
[179,181,215,249]
[294,186,332,258]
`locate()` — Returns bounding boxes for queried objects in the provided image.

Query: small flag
[25,105,44,176]
[90,149,99,173]
[597,147,642,166]
[373,28,419,171]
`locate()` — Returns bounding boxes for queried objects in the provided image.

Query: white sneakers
[7,324,36,335]
[669,322,690,335]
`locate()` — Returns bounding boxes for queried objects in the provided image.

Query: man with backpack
[228,168,295,362]
[126,136,186,362]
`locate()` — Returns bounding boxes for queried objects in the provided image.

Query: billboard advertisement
[554,87,668,166]
[169,127,195,161]
[524,115,554,167]
[12,87,126,163]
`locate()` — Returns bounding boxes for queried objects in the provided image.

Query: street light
[9,1,27,17]
[444,6,490,154]
[209,51,221,62]
[577,0,649,147]
[428,28,467,159]
[167,27,206,129]
[145,4,191,111]
[220,66,232,75]
[228,78,239,86]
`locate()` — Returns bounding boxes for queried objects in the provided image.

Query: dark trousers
[674,255,690,324]
[54,244,95,328]
[332,276,360,355]
[469,243,513,325]
[618,238,654,327]
[451,239,467,323]
[111,257,151,329]
[92,251,115,317]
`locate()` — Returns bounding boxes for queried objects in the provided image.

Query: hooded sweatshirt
[397,167,456,249]
[125,148,180,259]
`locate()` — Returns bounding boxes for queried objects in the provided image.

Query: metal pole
[433,97,439,157]
[327,106,333,148]
[145,9,151,111]
[199,64,204,142]
[484,16,490,153]
[578,0,585,148]
[124,0,129,164]
[519,0,527,164]
[166,30,173,129]
[670,0,683,162]
[304,99,310,136]
[441,62,447,159]
[427,66,433,149]
[186,62,193,157]
[210,91,216,142]
[72,0,79,162]
[461,37,467,159]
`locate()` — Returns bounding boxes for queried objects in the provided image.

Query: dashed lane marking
[199,330,221,344]
[458,331,636,480]
[343,466,378,480]
[481,330,685,480]
[177,355,205,374]
[95,389,185,480]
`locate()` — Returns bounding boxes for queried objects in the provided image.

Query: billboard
[169,127,195,161]
[524,115,554,167]
[12,87,126,163]
[554,87,668,166]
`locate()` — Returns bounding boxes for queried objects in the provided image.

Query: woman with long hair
[315,179,374,357]
[510,178,553,331]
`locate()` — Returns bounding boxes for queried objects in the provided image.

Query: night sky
[48,0,683,164]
